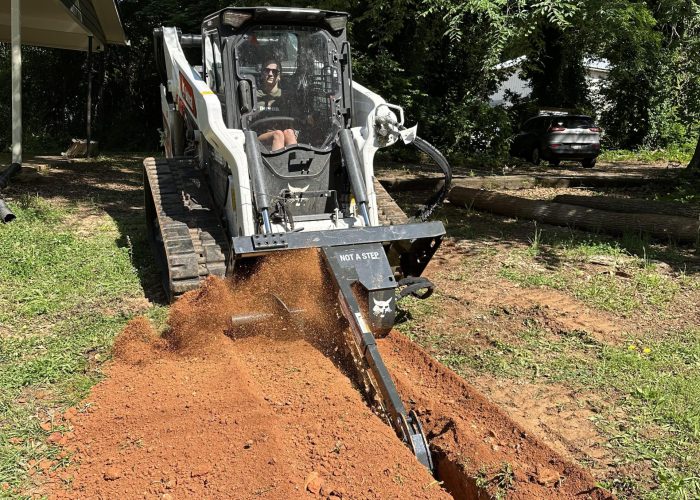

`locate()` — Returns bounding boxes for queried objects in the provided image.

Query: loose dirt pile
[46,250,447,499]
[44,248,607,499]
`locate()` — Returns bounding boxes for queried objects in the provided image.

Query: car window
[522,119,537,132]
[554,116,594,129]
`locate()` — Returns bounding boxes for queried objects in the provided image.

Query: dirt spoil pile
[45,248,606,499]
[47,250,448,499]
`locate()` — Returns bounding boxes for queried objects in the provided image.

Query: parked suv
[510,114,601,168]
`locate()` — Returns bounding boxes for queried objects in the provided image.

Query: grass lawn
[0,155,166,497]
[396,197,700,499]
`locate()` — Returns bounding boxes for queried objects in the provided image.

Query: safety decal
[337,250,381,263]
[178,72,197,117]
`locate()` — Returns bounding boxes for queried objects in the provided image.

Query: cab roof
[203,6,349,34]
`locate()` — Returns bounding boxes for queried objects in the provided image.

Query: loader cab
[202,7,356,225]
[202,8,351,151]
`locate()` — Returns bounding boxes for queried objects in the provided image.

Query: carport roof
[0,0,127,51]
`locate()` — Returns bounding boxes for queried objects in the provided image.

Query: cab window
[235,25,342,150]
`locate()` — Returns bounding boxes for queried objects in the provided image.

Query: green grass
[0,181,160,495]
[496,232,682,315]
[0,196,141,326]
[399,299,700,499]
[599,145,694,164]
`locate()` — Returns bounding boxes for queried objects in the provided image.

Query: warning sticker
[337,251,381,263]
[178,72,197,117]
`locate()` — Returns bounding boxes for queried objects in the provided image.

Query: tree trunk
[552,194,700,219]
[448,187,700,243]
[688,134,700,170]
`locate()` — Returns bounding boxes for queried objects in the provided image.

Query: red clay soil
[46,250,448,499]
[44,248,608,499]
[379,332,611,499]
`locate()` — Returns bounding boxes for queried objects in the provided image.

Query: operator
[256,58,298,151]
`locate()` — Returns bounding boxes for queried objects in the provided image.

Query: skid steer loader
[147,6,452,471]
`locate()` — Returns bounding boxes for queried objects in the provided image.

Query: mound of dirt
[165,249,338,356]
[112,316,167,365]
[46,250,448,499]
[44,248,607,499]
[379,331,612,499]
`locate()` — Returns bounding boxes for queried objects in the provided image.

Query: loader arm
[160,27,256,236]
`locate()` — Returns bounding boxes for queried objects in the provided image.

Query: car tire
[530,147,541,165]
[549,160,561,167]
[582,158,596,168]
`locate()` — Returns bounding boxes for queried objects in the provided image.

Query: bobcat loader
[147,6,452,471]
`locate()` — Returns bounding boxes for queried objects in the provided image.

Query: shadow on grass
[3,154,167,304]
[392,190,700,275]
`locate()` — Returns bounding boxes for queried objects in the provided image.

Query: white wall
[489,59,610,109]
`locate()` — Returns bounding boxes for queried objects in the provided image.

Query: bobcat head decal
[372,297,393,319]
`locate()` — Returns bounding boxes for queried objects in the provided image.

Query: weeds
[527,222,542,256]
[473,463,515,499]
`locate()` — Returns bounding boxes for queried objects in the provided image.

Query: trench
[433,451,488,500]
[216,250,597,499]
[318,322,490,499]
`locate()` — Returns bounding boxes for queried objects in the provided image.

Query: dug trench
[44,249,609,499]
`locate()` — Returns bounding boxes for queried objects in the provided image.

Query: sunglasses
[262,68,280,76]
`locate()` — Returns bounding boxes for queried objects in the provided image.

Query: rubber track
[374,178,408,226]
[144,157,227,296]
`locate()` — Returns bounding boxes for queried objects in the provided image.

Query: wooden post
[86,35,93,158]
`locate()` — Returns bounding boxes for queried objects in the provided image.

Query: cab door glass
[211,35,224,94]
[235,25,342,150]
[204,35,216,91]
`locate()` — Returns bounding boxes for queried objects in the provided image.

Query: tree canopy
[1,0,699,164]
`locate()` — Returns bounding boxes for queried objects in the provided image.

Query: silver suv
[511,114,601,168]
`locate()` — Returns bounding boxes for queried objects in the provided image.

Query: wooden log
[379,173,677,192]
[448,186,700,243]
[553,194,700,220]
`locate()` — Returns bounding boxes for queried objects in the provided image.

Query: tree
[689,138,700,169]
[1,0,698,159]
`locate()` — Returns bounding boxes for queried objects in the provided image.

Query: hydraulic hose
[410,136,452,221]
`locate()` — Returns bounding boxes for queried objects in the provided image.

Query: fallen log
[448,186,700,243]
[553,194,700,220]
[379,173,677,192]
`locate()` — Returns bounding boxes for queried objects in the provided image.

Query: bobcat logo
[287,184,309,207]
[372,297,393,319]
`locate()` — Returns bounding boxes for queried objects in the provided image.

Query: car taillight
[549,127,565,132]
[589,127,601,132]
[593,143,600,150]
[549,144,561,149]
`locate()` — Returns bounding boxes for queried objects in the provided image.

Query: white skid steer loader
[146,6,452,471]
